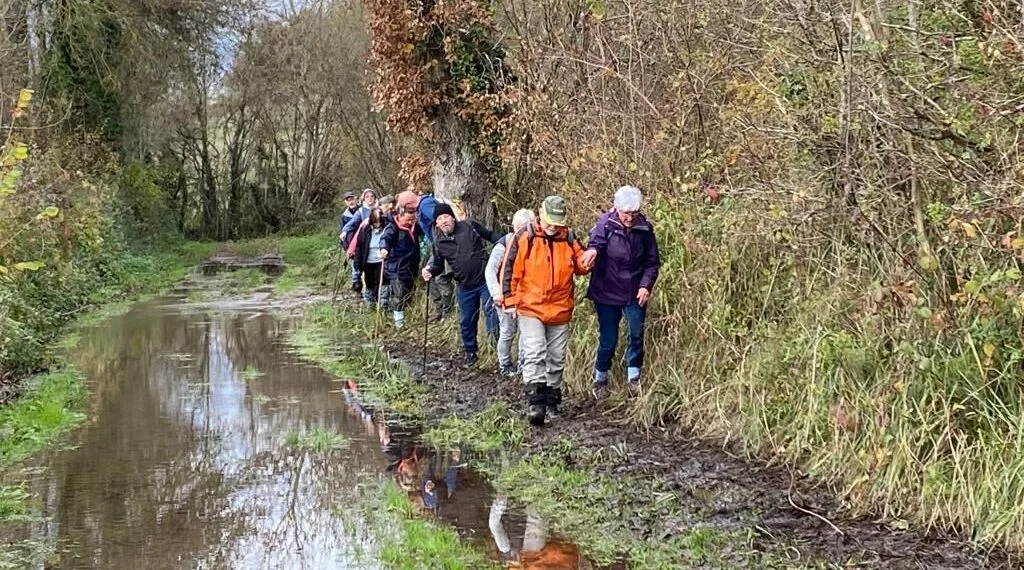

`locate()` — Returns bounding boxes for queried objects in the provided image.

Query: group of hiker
[338,185,661,427]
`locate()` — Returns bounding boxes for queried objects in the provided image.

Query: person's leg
[351,263,362,294]
[455,284,480,357]
[593,303,623,385]
[518,315,548,425]
[391,278,413,328]
[497,311,516,372]
[479,284,499,346]
[544,322,570,417]
[363,263,381,306]
[624,301,648,384]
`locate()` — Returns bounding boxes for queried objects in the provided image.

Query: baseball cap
[540,195,568,227]
[344,191,356,199]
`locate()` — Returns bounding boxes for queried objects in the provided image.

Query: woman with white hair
[486,208,536,377]
[580,185,662,398]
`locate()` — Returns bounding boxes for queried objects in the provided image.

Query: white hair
[511,208,536,231]
[613,185,643,212]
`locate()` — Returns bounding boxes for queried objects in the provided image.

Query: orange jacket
[501,222,590,325]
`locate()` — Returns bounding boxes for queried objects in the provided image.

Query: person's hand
[347,250,355,259]
[494,294,504,308]
[637,287,651,306]
[378,249,388,259]
[580,248,598,269]
[338,233,344,241]
[421,267,433,282]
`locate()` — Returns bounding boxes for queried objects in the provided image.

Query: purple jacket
[585,210,661,306]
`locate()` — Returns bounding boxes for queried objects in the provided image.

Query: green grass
[222,268,267,293]
[273,267,307,295]
[284,427,348,452]
[241,365,264,381]
[288,302,426,417]
[423,403,526,454]
[0,485,29,522]
[0,368,86,467]
[372,483,498,570]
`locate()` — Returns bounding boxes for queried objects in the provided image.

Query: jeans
[351,264,362,293]
[594,301,647,378]
[455,283,498,355]
[518,315,570,390]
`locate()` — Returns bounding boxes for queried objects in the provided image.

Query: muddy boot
[463,352,478,368]
[526,383,546,427]
[545,387,562,422]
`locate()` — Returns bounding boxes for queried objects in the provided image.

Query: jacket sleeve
[379,223,396,252]
[347,225,362,257]
[426,236,444,276]
[343,210,365,236]
[585,216,608,252]
[470,221,501,244]
[571,234,592,276]
[485,241,506,299]
[349,226,364,270]
[501,229,527,304]
[639,228,661,290]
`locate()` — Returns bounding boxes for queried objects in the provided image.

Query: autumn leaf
[13,261,44,272]
[13,143,28,160]
[16,88,33,109]
[37,206,60,220]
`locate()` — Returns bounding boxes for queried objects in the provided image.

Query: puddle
[0,287,582,569]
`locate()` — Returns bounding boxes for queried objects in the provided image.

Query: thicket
[365,0,1024,552]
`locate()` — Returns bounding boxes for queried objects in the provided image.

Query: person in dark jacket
[379,191,423,328]
[348,208,389,309]
[416,192,455,321]
[338,191,365,294]
[422,203,500,366]
[580,185,661,398]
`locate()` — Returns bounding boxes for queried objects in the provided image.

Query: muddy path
[374,305,1015,569]
[0,278,583,569]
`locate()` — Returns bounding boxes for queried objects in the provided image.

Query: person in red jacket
[500,195,593,426]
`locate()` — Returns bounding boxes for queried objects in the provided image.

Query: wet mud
[383,321,1016,569]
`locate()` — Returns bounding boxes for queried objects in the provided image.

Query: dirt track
[380,330,1013,569]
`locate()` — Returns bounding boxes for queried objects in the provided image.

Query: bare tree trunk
[197,94,219,238]
[431,114,492,226]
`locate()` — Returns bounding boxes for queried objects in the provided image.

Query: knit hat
[540,195,568,227]
[433,202,456,225]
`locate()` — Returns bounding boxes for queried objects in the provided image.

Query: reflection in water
[8,299,386,569]
[488,497,583,569]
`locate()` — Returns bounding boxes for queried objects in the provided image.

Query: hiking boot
[626,379,641,395]
[499,364,517,378]
[527,404,546,426]
[592,382,609,401]
[526,383,547,427]
[545,387,563,421]
[463,352,478,368]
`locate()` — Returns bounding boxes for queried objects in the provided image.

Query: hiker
[347,208,389,309]
[338,191,359,241]
[580,185,661,398]
[341,188,380,244]
[500,196,593,426]
[340,189,379,294]
[378,194,395,216]
[485,208,536,377]
[416,190,456,321]
[421,202,500,367]
[379,191,423,328]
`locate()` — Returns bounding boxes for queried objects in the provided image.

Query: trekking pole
[422,281,431,374]
[374,271,386,337]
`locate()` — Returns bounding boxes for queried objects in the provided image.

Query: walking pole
[374,270,387,337]
[422,280,431,374]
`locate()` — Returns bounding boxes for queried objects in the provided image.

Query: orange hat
[396,190,420,211]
